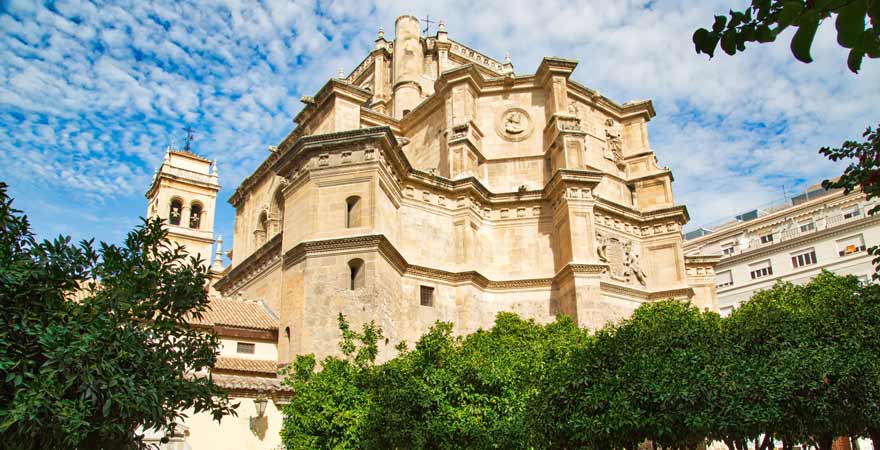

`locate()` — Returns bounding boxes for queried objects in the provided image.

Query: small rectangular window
[800,221,815,233]
[837,234,866,256]
[844,207,861,219]
[791,249,817,268]
[760,234,774,244]
[715,270,733,288]
[722,246,735,256]
[236,342,255,354]
[420,285,434,307]
[749,260,773,280]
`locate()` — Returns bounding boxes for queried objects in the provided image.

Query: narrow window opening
[236,342,255,354]
[348,258,365,290]
[255,212,268,247]
[346,196,362,228]
[420,285,434,307]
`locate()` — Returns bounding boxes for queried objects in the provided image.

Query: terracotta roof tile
[208,373,293,393]
[190,297,278,331]
[214,357,278,375]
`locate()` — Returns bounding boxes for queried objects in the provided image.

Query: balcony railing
[718,207,866,259]
[159,165,218,186]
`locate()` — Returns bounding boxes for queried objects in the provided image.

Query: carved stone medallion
[496,107,533,142]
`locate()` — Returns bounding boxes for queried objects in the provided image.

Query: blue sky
[1,0,878,258]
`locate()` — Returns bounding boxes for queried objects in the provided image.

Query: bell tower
[145,148,221,270]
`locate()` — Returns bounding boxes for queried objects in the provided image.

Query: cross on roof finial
[183,126,195,152]
[420,14,437,36]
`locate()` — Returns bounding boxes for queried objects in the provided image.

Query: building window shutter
[715,271,733,288]
[837,234,866,256]
[749,260,773,280]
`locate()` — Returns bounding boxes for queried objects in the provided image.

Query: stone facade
[142,15,720,449]
[208,16,718,366]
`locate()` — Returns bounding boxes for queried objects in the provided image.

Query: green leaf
[791,16,821,63]
[778,1,806,29]
[721,31,738,55]
[836,0,868,48]
[757,25,776,43]
[712,15,728,33]
[847,48,865,72]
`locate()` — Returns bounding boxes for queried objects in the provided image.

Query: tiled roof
[190,297,278,331]
[209,373,293,393]
[215,357,278,375]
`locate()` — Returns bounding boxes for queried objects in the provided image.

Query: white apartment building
[684,182,880,316]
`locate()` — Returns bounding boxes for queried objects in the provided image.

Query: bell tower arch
[146,148,221,270]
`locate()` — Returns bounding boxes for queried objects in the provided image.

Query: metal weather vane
[421,15,437,36]
[183,126,195,152]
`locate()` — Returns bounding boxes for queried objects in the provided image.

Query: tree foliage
[717,272,878,450]
[281,313,586,450]
[366,313,585,450]
[281,272,880,450]
[0,181,235,449]
[821,124,880,277]
[280,314,381,450]
[693,0,880,72]
[533,301,723,450]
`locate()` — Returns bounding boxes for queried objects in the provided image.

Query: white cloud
[0,0,877,244]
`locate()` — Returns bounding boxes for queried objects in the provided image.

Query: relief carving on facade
[604,118,624,165]
[496,107,533,142]
[596,232,647,286]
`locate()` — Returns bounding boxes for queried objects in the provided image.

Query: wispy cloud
[1,0,877,244]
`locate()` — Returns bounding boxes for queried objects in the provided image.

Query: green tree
[721,272,879,450]
[821,124,880,277]
[692,0,879,73]
[365,313,584,450]
[534,301,723,450]
[281,312,585,450]
[280,314,382,450]
[0,182,235,449]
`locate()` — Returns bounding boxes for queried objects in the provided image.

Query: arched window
[271,187,285,236]
[169,198,183,226]
[255,211,268,247]
[348,258,364,290]
[346,196,361,228]
[189,202,203,229]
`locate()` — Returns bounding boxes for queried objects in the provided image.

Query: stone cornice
[447,39,506,74]
[360,108,401,132]
[279,233,688,295]
[146,170,220,200]
[272,126,400,178]
[594,198,690,226]
[535,56,579,85]
[268,128,691,232]
[599,281,694,301]
[685,254,723,265]
[716,213,880,268]
[213,234,282,293]
[283,234,556,290]
[293,79,372,125]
